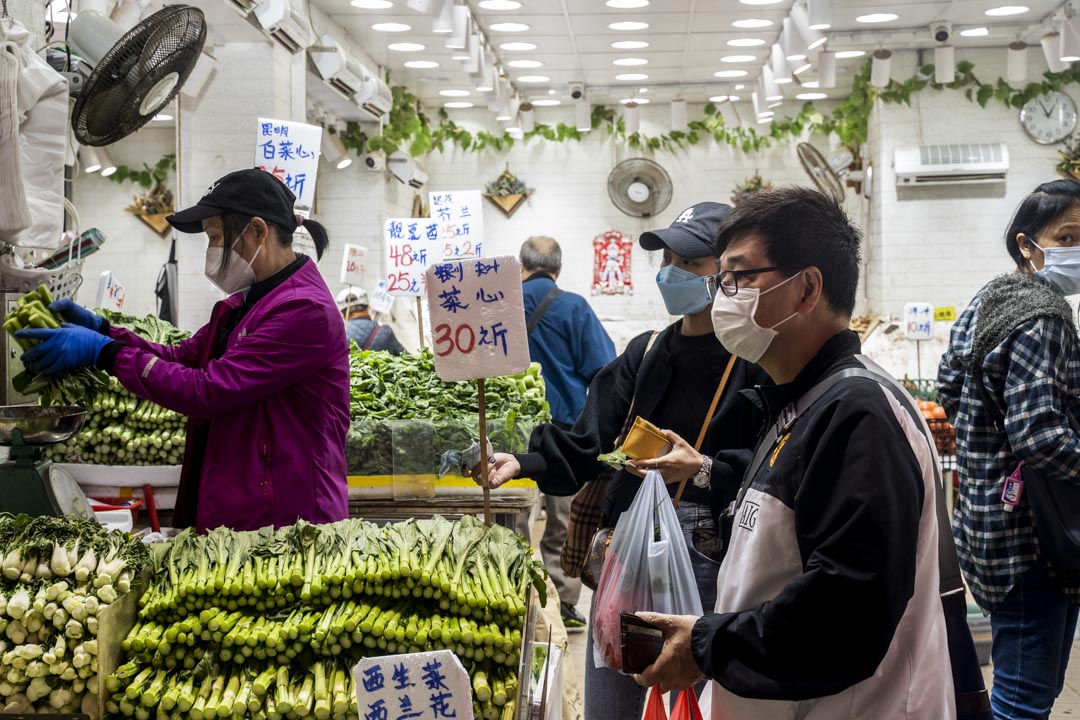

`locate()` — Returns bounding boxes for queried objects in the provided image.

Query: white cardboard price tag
[429,190,484,260]
[383,219,442,297]
[340,244,367,287]
[904,302,934,341]
[354,650,473,720]
[370,281,394,315]
[253,118,322,216]
[95,271,125,312]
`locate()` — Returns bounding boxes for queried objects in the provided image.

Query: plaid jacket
[938,284,1080,611]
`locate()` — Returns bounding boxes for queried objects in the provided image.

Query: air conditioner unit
[894,143,1009,185]
[253,0,313,54]
[226,0,258,17]
[356,72,392,122]
[388,151,427,188]
[309,35,367,99]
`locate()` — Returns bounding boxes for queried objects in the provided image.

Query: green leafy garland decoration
[329,59,1080,159]
[103,154,176,189]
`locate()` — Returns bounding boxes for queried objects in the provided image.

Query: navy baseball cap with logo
[639,202,733,259]
[167,168,300,235]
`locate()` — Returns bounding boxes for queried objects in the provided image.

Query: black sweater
[515,321,769,525]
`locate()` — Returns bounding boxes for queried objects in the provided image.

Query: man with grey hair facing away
[515,235,615,631]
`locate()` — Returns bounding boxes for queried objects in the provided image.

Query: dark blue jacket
[523,274,615,426]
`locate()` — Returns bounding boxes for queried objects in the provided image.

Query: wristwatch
[692,456,713,489]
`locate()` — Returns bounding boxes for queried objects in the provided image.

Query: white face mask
[1030,240,1080,295]
[710,272,801,363]
[205,224,261,295]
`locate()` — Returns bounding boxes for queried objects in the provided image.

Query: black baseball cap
[639,202,732,259]
[167,168,300,235]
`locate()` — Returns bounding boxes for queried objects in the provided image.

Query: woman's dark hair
[1005,180,1080,268]
[217,213,330,273]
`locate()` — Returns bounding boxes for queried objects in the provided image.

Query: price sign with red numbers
[425,255,530,382]
[339,244,367,287]
[429,190,484,261]
[383,218,442,297]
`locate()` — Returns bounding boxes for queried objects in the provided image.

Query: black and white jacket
[692,331,955,719]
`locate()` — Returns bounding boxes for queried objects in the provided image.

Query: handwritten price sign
[254,118,322,215]
[429,190,484,260]
[425,255,530,382]
[383,219,442,297]
[339,244,367,287]
[904,302,934,341]
[353,650,472,720]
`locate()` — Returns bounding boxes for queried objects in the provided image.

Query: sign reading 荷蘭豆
[353,650,473,720]
[254,118,322,216]
[429,190,484,260]
[383,219,442,297]
[425,255,530,382]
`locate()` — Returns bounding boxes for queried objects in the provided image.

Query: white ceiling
[310,0,1066,110]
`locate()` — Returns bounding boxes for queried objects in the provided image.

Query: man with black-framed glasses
[633,186,960,719]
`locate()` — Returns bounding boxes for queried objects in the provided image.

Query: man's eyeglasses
[704,266,807,299]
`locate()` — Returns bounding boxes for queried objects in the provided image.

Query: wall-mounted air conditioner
[253,0,314,54]
[227,0,258,18]
[388,151,427,188]
[309,35,365,99]
[356,72,392,122]
[894,143,1009,186]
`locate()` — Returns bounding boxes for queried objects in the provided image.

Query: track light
[446,4,469,49]
[80,146,103,174]
[520,102,535,133]
[870,49,892,88]
[432,0,453,33]
[771,43,793,84]
[321,128,352,170]
[670,99,687,132]
[781,18,808,61]
[464,33,481,73]
[762,65,783,101]
[623,101,639,135]
[97,147,116,177]
[791,5,827,50]
[718,100,741,128]
[576,99,591,131]
[751,89,764,119]
[1060,16,1080,63]
[1042,32,1070,73]
[818,50,837,88]
[807,0,831,30]
[180,49,217,100]
[1007,41,1027,83]
[934,45,955,83]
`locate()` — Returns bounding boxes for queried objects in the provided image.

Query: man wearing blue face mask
[939,179,1080,719]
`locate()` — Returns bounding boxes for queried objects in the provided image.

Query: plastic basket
[88,497,143,525]
[0,256,84,301]
[901,377,939,403]
[926,418,956,457]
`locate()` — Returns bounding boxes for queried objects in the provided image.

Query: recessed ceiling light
[612,40,649,49]
[371,22,410,32]
[615,72,649,80]
[734,83,746,89]
[547,89,557,95]
[152,113,173,121]
[404,60,439,69]
[609,21,649,31]
[834,50,867,58]
[478,0,521,8]
[388,42,425,52]
[477,84,494,92]
[490,22,529,31]
[856,13,898,23]
[620,97,650,104]
[439,89,471,97]
[452,53,470,60]
[721,54,757,63]
[531,99,562,106]
[709,95,732,102]
[733,18,772,28]
[960,27,989,37]
[796,92,827,100]
[517,75,550,83]
[801,80,821,88]
[350,0,392,7]
[638,87,649,93]
[507,59,543,68]
[728,38,767,47]
[606,0,649,7]
[985,5,1029,16]
[613,57,648,66]
[444,102,474,108]
[714,69,749,78]
[500,42,537,51]
[740,0,781,4]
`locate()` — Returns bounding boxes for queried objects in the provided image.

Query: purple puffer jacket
[107,259,350,532]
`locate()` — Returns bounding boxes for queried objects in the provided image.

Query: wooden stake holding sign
[425,255,531,524]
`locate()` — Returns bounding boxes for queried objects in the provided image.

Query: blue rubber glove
[16,324,114,375]
[49,298,103,332]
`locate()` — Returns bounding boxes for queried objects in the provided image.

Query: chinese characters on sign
[429,191,484,260]
[370,281,395,316]
[934,306,957,322]
[425,255,530,382]
[340,244,368,287]
[353,650,473,720]
[383,219,443,297]
[253,118,323,216]
[95,271,125,312]
[592,229,633,296]
[904,302,935,341]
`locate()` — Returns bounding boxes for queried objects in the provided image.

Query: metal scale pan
[0,406,94,518]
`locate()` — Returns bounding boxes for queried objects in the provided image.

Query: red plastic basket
[88,497,143,524]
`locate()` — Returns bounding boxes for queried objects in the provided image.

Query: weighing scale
[0,405,95,518]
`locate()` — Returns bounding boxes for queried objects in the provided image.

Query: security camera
[931,21,951,43]
[364,150,385,171]
[568,82,585,101]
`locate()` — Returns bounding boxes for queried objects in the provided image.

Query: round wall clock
[1019,91,1078,144]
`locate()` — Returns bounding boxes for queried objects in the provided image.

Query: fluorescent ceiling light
[350,0,392,7]
[612,40,649,49]
[733,18,772,28]
[835,50,866,59]
[615,73,648,80]
[796,92,827,100]
[490,22,529,31]
[856,13,898,23]
[444,102,474,108]
[609,21,649,31]
[439,89,471,96]
[478,0,521,8]
[714,69,749,78]
[507,59,542,68]
[614,57,648,66]
[389,43,425,52]
[405,60,439,68]
[500,42,537,51]
[960,27,989,37]
[371,22,410,32]
[728,38,766,47]
[985,5,1029,16]
[517,75,549,83]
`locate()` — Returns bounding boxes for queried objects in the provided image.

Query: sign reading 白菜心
[425,255,530,382]
[429,190,484,260]
[353,650,473,720]
[254,118,322,216]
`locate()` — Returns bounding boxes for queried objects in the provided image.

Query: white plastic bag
[592,469,702,673]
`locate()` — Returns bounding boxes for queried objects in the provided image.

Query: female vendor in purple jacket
[18,169,350,533]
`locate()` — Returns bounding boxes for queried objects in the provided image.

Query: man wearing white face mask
[633,187,960,719]
[939,179,1080,719]
[17,169,350,533]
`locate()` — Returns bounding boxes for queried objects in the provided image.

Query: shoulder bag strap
[526,287,563,334]
[362,322,381,351]
[672,354,739,508]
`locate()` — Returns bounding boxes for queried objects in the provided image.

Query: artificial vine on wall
[329,59,1080,160]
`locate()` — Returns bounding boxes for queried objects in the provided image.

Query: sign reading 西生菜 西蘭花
[383,219,443,297]
[425,255,530,382]
[254,118,322,217]
[353,650,473,720]
[429,190,484,260]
